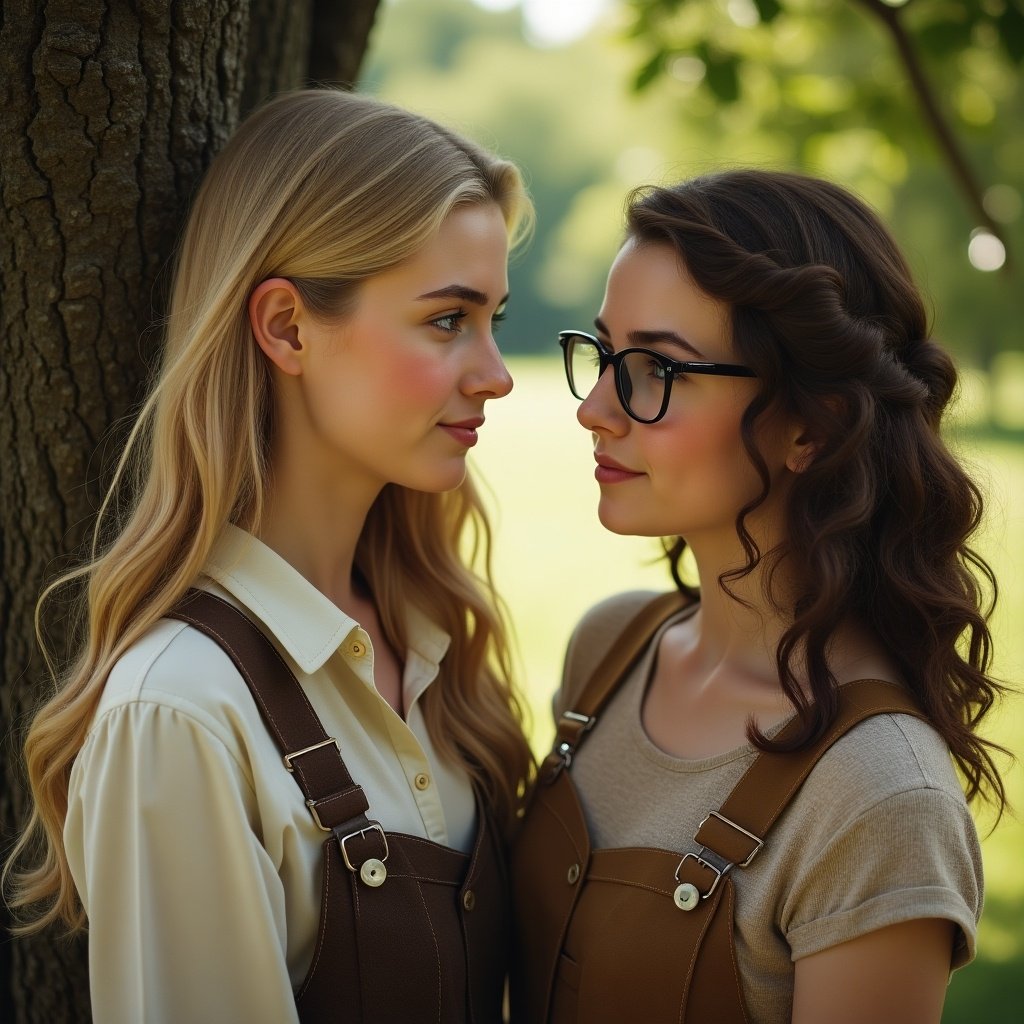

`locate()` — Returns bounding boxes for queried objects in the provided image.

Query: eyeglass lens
[568,337,667,422]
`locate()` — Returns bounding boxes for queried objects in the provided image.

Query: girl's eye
[491,307,507,333]
[649,359,671,381]
[431,310,468,334]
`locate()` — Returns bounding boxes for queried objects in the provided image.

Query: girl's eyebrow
[418,285,509,307]
[593,315,706,358]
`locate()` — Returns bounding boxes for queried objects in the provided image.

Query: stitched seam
[800,786,961,858]
[82,700,261,802]
[892,715,929,787]
[386,873,461,886]
[535,790,586,861]
[680,887,720,1023]
[586,875,672,898]
[351,871,366,1022]
[210,569,348,667]
[296,843,333,1001]
[747,708,919,828]
[397,833,463,851]
[414,878,443,1024]
[725,883,750,1024]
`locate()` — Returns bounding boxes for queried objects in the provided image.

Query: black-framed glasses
[558,330,756,424]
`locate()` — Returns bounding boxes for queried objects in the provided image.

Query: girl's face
[578,239,796,546]
[296,202,513,494]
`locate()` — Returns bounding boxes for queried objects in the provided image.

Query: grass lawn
[470,357,1023,1023]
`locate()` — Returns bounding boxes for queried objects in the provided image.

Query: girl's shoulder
[556,590,679,716]
[807,703,969,812]
[93,613,259,741]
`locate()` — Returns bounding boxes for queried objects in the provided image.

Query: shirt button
[349,637,367,658]
[567,863,581,885]
[462,889,476,912]
[414,772,430,791]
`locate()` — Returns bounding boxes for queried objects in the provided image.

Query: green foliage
[618,0,1023,366]
[362,0,1022,373]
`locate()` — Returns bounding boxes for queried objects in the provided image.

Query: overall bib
[170,589,508,1024]
[510,592,922,1023]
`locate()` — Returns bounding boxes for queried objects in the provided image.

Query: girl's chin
[595,503,663,538]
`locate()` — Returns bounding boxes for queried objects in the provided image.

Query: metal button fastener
[462,889,476,911]
[673,882,700,911]
[414,772,430,791]
[360,858,387,887]
[350,639,367,658]
[567,863,580,885]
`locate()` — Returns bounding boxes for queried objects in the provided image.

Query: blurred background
[361,2,1022,1021]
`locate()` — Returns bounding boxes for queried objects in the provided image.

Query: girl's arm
[792,918,955,1024]
[66,699,301,1024]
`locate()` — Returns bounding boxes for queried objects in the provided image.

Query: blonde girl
[6,89,533,1024]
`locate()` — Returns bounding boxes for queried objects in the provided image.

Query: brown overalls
[170,589,508,1024]
[510,592,922,1023]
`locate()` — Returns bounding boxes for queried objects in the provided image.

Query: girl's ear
[782,419,823,475]
[787,396,844,473]
[787,428,820,474]
[249,278,305,376]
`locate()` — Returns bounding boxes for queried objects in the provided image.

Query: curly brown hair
[627,169,1006,812]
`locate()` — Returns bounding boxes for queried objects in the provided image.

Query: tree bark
[0,1,378,1019]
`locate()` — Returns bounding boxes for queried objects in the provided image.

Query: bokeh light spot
[968,229,1006,272]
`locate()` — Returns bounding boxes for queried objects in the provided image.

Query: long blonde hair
[5,89,534,934]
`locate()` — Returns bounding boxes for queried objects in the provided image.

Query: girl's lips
[439,424,479,447]
[594,454,644,484]
[594,464,642,483]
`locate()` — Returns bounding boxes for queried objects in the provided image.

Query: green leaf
[999,3,1024,63]
[633,50,666,92]
[752,0,782,23]
[705,54,741,103]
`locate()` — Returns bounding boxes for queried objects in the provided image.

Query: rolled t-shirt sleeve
[65,700,300,1024]
[780,785,983,969]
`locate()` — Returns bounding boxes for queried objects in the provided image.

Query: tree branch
[854,0,1011,270]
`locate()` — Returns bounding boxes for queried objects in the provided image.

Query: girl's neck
[255,452,380,612]
[680,520,800,691]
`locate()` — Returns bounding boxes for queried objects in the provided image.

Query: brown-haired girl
[5,89,533,1023]
[513,169,1002,1024]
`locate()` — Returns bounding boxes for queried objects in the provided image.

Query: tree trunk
[0,1,378,1019]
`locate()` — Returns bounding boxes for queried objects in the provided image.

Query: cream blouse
[64,525,476,1024]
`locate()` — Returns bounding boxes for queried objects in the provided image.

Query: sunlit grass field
[470,358,1023,1024]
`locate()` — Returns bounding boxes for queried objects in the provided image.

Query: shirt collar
[204,524,450,676]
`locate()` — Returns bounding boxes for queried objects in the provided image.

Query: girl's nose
[577,365,628,435]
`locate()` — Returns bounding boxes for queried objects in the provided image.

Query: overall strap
[542,590,691,781]
[683,679,924,897]
[167,589,384,862]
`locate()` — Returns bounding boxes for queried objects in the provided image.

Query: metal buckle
[305,799,334,832]
[552,711,596,772]
[563,711,596,729]
[283,737,339,772]
[675,851,732,901]
[338,822,389,872]
[699,810,764,867]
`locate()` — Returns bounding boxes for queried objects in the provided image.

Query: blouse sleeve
[779,784,983,969]
[65,700,301,1024]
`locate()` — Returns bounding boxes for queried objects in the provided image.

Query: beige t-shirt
[556,591,983,1024]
